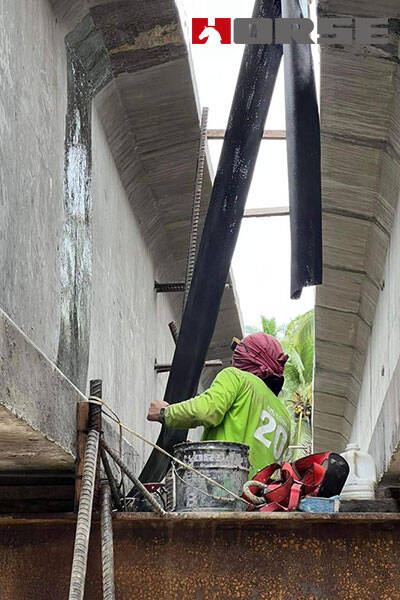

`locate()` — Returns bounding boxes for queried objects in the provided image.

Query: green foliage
[260,309,315,460]
[260,316,287,339]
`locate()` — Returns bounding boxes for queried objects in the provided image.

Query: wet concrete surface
[1,512,400,599]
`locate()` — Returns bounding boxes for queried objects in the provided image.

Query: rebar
[155,359,222,374]
[68,429,100,600]
[102,440,165,515]
[154,281,185,293]
[89,379,102,430]
[89,379,102,509]
[100,482,116,600]
[101,446,123,511]
[183,106,209,309]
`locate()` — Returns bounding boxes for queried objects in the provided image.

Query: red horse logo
[192,18,232,45]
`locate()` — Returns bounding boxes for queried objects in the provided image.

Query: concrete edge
[0,305,139,471]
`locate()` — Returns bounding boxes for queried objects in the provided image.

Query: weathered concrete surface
[0,307,80,468]
[0,306,137,473]
[0,0,242,475]
[0,0,67,361]
[314,0,400,460]
[1,512,400,599]
[0,406,73,472]
[354,190,400,482]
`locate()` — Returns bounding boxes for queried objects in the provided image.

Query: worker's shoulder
[215,366,244,382]
[217,367,261,389]
[214,367,256,390]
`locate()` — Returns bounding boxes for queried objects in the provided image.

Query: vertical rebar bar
[68,429,100,600]
[89,379,102,430]
[89,379,102,509]
[183,106,209,309]
[100,482,116,600]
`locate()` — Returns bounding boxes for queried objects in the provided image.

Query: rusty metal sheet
[0,513,400,600]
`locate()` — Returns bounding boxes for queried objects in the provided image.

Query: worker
[147,332,291,477]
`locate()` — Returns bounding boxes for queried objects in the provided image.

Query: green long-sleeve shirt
[164,367,291,477]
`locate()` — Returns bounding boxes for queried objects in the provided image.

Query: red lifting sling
[243,452,349,512]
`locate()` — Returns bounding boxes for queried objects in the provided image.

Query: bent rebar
[102,440,165,515]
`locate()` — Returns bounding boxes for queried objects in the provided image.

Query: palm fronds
[260,309,315,460]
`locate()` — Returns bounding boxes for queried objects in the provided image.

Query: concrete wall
[0,0,176,470]
[0,0,67,361]
[88,107,177,465]
[351,182,400,482]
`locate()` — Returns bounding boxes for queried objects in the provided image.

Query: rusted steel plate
[0,513,400,600]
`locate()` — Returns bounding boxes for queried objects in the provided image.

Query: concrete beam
[243,206,290,218]
[207,129,286,140]
[314,6,400,452]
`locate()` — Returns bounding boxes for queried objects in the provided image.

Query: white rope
[88,397,249,506]
[242,480,268,506]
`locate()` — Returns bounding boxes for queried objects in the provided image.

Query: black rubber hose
[281,0,322,299]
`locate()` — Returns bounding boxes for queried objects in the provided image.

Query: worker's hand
[147,398,169,423]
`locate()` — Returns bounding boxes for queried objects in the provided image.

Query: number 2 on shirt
[254,410,288,460]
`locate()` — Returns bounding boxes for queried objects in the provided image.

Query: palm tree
[260,309,314,460]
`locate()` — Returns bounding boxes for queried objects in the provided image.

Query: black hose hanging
[140,0,283,483]
[281,0,322,299]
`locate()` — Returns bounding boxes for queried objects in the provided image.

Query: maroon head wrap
[232,332,289,380]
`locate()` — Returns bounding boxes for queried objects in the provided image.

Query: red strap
[264,475,293,505]
[294,452,330,474]
[253,463,282,485]
[249,452,334,512]
[288,482,303,510]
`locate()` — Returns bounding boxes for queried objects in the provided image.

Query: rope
[88,397,249,506]
[242,480,268,506]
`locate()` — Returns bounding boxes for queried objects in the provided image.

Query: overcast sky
[177,0,317,331]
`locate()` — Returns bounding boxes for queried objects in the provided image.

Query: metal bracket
[155,281,232,293]
[154,281,185,293]
[154,359,222,374]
